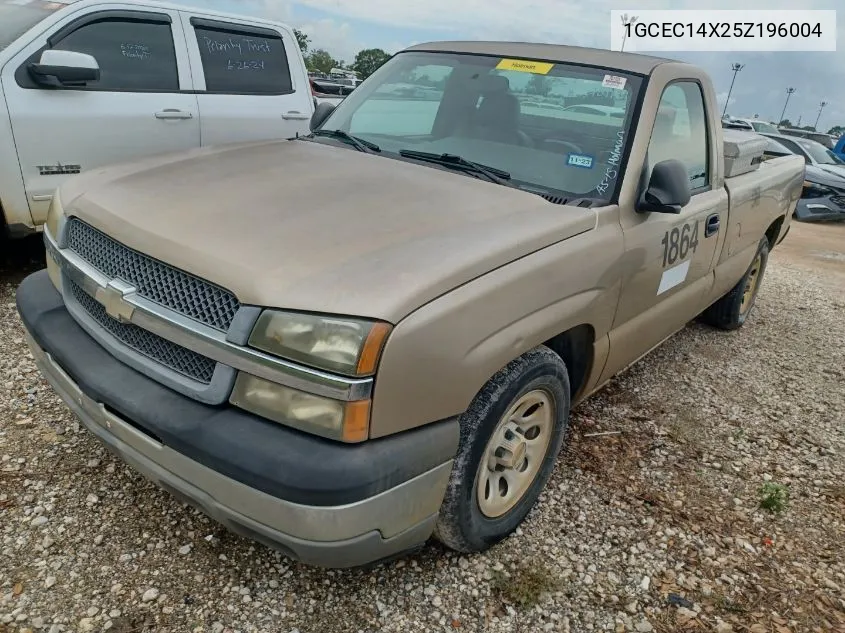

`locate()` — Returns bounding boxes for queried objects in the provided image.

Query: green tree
[306,49,338,74]
[778,119,792,127]
[293,29,310,54]
[828,125,844,137]
[350,48,390,80]
[525,74,551,97]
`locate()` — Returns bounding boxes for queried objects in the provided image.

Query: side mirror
[637,159,691,214]
[310,102,336,132]
[29,49,100,87]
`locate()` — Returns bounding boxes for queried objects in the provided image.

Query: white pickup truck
[1,0,315,239]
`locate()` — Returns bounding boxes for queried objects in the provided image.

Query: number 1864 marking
[661,220,700,267]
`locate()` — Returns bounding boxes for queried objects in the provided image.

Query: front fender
[369,219,625,438]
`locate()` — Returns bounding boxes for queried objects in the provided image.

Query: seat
[461,74,533,147]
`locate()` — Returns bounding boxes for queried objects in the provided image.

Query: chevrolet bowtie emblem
[94,280,136,323]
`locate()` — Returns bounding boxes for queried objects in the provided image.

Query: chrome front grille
[66,219,240,332]
[69,280,216,384]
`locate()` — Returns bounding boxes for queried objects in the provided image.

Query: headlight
[802,181,832,199]
[230,373,370,442]
[248,311,392,376]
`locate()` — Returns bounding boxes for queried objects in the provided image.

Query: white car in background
[1,0,315,239]
[561,104,625,118]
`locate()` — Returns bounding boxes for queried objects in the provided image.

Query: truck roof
[404,41,677,75]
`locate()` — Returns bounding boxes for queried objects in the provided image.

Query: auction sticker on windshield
[495,59,554,74]
[602,75,627,90]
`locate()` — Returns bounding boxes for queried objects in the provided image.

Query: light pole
[620,14,638,52]
[722,63,744,117]
[814,101,828,130]
[779,87,795,125]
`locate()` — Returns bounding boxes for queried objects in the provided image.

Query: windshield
[318,51,643,201]
[798,139,845,165]
[751,121,779,134]
[0,0,73,52]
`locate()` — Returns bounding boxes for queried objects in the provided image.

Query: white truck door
[1,6,200,226]
[180,14,314,146]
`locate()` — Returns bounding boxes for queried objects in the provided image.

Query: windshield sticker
[595,130,626,195]
[496,59,554,75]
[567,153,594,169]
[602,74,627,90]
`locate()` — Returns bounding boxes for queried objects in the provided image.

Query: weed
[759,482,789,513]
[491,562,562,609]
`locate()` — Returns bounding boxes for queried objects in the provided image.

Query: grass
[759,482,790,513]
[491,562,562,609]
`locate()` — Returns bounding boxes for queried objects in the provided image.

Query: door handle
[282,111,310,120]
[705,213,720,237]
[155,109,193,120]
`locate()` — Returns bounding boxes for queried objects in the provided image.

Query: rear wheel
[434,346,570,553]
[701,236,769,330]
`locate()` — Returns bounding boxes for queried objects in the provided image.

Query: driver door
[600,81,726,382]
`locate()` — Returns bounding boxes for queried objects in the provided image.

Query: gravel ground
[2,225,844,633]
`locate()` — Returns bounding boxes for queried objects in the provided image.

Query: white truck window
[192,20,293,95]
[649,82,709,191]
[50,17,179,92]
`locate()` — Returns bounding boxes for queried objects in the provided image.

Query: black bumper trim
[17,270,459,507]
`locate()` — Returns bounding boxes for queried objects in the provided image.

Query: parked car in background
[722,116,753,131]
[778,127,836,149]
[761,133,845,177]
[832,135,845,161]
[0,0,314,240]
[731,117,779,134]
[763,135,845,222]
[561,104,625,118]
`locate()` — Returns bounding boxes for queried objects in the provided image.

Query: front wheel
[433,346,570,553]
[700,236,769,330]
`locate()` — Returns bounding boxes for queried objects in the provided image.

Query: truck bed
[723,153,805,262]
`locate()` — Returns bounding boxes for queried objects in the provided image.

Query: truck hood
[60,140,595,323]
[806,164,845,189]
[814,164,845,182]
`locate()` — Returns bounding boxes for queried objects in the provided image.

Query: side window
[777,138,810,164]
[648,82,709,191]
[192,21,292,95]
[52,18,179,91]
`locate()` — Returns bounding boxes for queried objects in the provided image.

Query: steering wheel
[544,139,583,154]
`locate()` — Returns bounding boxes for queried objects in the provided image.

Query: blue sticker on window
[567,153,594,169]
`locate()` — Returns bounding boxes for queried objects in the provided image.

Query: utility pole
[620,14,638,52]
[722,63,744,117]
[814,101,828,130]
[779,87,795,125]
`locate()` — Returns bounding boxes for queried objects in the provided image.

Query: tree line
[294,29,390,81]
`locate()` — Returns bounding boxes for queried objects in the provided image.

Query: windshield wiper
[312,129,380,153]
[398,150,511,185]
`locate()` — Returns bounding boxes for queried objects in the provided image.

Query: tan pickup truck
[17,41,804,568]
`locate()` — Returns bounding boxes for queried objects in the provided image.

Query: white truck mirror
[29,49,101,87]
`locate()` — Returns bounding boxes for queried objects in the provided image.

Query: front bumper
[795,196,845,222]
[18,271,458,568]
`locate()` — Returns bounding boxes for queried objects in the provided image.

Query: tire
[433,346,570,553]
[701,236,769,331]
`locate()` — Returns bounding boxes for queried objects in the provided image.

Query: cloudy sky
[207,0,844,131]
